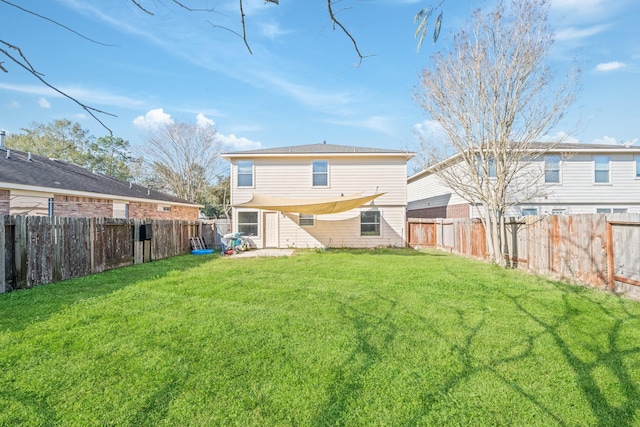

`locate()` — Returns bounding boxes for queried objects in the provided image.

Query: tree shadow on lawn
[0,254,218,333]
[405,267,640,426]
[311,291,398,425]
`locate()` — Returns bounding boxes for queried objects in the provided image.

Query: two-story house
[222,143,414,249]
[407,143,640,218]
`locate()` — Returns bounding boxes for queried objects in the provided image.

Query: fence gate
[607,220,640,296]
[407,219,437,247]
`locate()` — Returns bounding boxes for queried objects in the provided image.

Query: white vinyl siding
[277,207,407,249]
[408,152,640,218]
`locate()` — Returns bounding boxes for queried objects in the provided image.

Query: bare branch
[327,0,366,67]
[239,0,253,55]
[0,40,116,135]
[1,0,117,47]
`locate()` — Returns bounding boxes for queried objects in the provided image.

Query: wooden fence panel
[407,213,640,298]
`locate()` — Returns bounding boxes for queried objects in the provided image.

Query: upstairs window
[312,160,328,187]
[237,161,253,187]
[594,156,610,183]
[636,156,640,178]
[477,156,496,178]
[544,155,560,183]
[522,208,538,217]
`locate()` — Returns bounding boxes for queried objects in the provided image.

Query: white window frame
[476,155,496,178]
[237,210,259,236]
[299,214,315,227]
[312,160,329,187]
[551,209,565,216]
[544,155,561,183]
[521,208,538,217]
[594,155,610,184]
[237,160,254,188]
[360,210,381,236]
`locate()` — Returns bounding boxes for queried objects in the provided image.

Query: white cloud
[412,120,447,141]
[591,136,617,145]
[133,108,174,128]
[595,61,626,72]
[196,113,215,128]
[260,22,293,40]
[38,98,51,109]
[542,131,581,144]
[555,24,608,41]
[217,133,262,151]
[8,100,20,109]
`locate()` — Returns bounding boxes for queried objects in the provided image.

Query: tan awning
[234,192,384,215]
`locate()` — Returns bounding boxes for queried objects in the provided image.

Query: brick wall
[0,190,9,215]
[408,203,470,219]
[54,195,113,218]
[129,202,199,221]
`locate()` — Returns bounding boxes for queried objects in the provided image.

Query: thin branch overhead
[1,40,116,134]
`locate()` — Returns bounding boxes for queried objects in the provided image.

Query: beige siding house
[222,143,414,249]
[408,143,640,218]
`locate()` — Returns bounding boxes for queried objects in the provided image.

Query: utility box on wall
[139,223,153,241]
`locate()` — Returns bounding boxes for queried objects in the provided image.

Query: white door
[264,212,279,248]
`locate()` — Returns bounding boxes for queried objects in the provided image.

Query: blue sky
[1,0,638,156]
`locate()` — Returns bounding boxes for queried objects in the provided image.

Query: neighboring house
[221,143,414,249]
[408,143,640,218]
[0,140,202,221]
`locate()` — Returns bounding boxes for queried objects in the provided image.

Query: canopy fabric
[234,192,384,215]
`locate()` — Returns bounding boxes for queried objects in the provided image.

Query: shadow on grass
[405,264,640,426]
[312,292,398,425]
[0,254,218,333]
[501,283,640,426]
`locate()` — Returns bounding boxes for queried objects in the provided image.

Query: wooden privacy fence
[0,215,227,293]
[407,214,640,299]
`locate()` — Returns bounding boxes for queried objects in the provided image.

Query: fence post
[0,215,5,293]
[605,221,615,291]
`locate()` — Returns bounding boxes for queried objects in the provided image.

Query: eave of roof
[222,143,415,159]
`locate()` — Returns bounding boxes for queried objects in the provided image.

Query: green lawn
[1,249,640,426]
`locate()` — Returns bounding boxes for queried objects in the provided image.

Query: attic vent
[5,149,10,159]
[28,152,32,161]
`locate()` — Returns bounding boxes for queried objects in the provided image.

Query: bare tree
[415,0,579,266]
[140,120,224,204]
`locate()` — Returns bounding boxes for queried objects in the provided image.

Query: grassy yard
[1,249,640,426]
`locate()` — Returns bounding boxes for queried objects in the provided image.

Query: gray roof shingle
[223,143,413,156]
[0,148,199,205]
